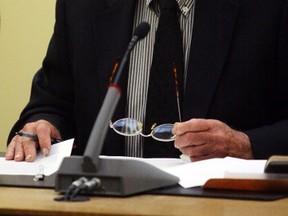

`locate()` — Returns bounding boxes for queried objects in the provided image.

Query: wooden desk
[1,186,288,216]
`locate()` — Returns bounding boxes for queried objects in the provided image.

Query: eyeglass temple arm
[173,65,182,122]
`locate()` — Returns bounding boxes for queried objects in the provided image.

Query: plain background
[0,0,56,152]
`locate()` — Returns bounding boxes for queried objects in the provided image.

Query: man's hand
[5,120,61,162]
[172,118,253,162]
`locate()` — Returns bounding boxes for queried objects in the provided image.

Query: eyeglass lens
[151,124,175,142]
[112,119,142,135]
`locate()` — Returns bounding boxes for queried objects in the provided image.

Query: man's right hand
[5,120,61,162]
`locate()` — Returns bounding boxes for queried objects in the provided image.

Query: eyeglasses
[110,118,176,142]
[109,64,181,142]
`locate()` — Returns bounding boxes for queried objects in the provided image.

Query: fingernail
[180,154,192,162]
[42,148,49,157]
[25,154,32,161]
[15,154,21,159]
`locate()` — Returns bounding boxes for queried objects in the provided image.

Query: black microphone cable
[64,177,88,200]
[70,177,102,199]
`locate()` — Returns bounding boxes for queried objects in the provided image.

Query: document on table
[99,155,267,188]
[161,157,267,188]
[0,140,266,188]
[0,138,74,176]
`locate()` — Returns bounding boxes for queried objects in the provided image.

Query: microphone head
[133,22,150,40]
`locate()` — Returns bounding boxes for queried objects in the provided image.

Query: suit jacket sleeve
[245,1,288,158]
[8,0,75,142]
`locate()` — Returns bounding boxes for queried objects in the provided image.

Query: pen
[16,131,62,144]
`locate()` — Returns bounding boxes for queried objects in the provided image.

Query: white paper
[162,158,226,188]
[0,145,267,188]
[100,156,267,188]
[100,155,186,169]
[161,157,267,188]
[0,138,74,176]
[223,157,267,179]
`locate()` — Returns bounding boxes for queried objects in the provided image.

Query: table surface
[1,186,288,216]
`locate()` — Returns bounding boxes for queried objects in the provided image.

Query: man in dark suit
[5,0,288,162]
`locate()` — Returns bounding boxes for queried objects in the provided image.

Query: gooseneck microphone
[82,22,150,171]
[55,22,179,198]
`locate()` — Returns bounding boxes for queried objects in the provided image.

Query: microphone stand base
[55,156,179,196]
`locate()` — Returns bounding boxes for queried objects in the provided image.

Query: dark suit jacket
[9,0,288,159]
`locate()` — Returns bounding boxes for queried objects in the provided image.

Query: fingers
[5,136,17,160]
[172,119,214,136]
[174,131,211,148]
[22,138,38,162]
[173,118,229,161]
[189,152,227,162]
[36,122,54,156]
[173,119,224,149]
[173,118,253,161]
[6,134,38,162]
[179,143,227,162]
[5,120,61,162]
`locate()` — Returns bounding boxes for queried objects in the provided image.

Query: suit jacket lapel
[183,0,239,120]
[89,0,239,120]
[90,0,136,95]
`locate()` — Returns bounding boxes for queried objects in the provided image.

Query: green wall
[0,0,55,152]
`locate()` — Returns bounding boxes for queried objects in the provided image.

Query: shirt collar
[146,0,195,17]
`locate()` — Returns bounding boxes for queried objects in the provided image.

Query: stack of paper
[0,141,267,189]
[0,139,74,176]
